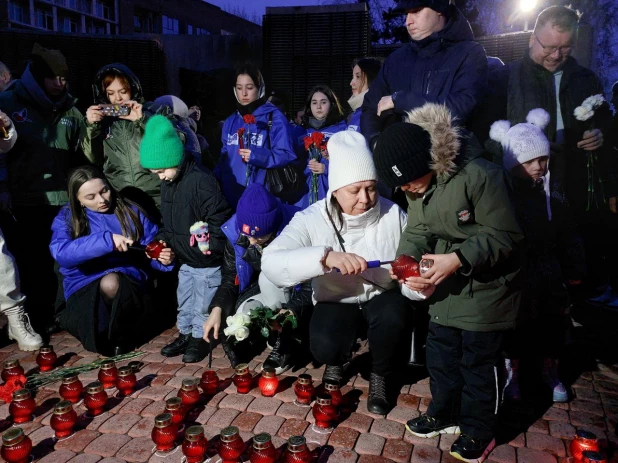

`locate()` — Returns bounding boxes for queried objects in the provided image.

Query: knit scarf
[309,117,326,130]
[347,91,367,112]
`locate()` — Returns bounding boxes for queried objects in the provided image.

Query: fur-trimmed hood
[405,103,461,177]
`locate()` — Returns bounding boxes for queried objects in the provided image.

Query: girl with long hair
[347,58,382,132]
[50,166,174,355]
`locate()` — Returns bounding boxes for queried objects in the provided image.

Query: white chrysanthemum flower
[574,105,594,121]
[234,326,250,341]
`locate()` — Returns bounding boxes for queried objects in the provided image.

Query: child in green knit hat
[140,115,232,362]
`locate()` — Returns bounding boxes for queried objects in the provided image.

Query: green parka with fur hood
[397,104,524,332]
[81,64,161,206]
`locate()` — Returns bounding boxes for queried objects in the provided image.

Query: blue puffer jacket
[50,205,173,299]
[361,6,487,149]
[291,120,348,209]
[347,108,362,132]
[216,102,296,208]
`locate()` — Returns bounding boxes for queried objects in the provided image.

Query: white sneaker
[503,358,521,401]
[542,358,568,403]
[7,310,44,351]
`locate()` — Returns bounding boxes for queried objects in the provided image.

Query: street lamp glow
[520,0,538,12]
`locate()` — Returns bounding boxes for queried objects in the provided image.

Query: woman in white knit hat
[262,130,432,415]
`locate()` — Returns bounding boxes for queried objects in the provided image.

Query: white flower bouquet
[573,94,605,122]
[223,306,298,345]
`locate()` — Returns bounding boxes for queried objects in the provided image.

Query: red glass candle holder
[582,451,607,463]
[248,433,277,463]
[233,364,252,394]
[152,413,177,453]
[258,368,279,397]
[219,426,244,463]
[571,430,600,461]
[1,428,32,463]
[200,369,219,395]
[165,397,186,426]
[391,255,420,279]
[323,379,342,407]
[312,394,338,430]
[282,436,312,463]
[116,366,137,396]
[84,381,108,416]
[294,374,315,406]
[36,346,57,372]
[59,374,84,404]
[98,360,118,390]
[50,400,78,439]
[177,378,200,411]
[2,360,25,383]
[145,240,165,259]
[182,425,208,463]
[9,389,36,424]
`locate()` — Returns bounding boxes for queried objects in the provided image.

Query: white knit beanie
[327,131,378,193]
[489,108,551,171]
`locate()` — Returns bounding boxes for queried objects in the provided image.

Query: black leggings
[309,289,411,376]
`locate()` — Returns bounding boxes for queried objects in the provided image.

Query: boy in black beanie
[374,103,523,463]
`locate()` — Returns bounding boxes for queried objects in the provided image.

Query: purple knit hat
[236,184,282,238]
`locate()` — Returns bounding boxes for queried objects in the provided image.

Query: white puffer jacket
[262,195,428,304]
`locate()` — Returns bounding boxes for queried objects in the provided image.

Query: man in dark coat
[487,5,618,302]
[360,0,487,151]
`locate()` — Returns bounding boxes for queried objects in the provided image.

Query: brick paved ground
[0,322,616,463]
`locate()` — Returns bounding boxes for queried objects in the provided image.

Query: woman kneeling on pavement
[374,103,524,463]
[202,183,312,373]
[262,131,431,414]
[50,166,174,356]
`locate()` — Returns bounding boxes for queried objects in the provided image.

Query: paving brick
[189,405,216,425]
[55,429,101,452]
[570,411,607,429]
[487,444,516,463]
[548,421,576,440]
[150,375,173,387]
[304,425,331,447]
[136,386,175,401]
[254,415,286,436]
[397,394,421,409]
[204,391,227,407]
[218,393,255,411]
[232,412,263,431]
[354,433,385,456]
[278,418,309,439]
[382,439,413,462]
[116,436,157,462]
[517,447,558,463]
[528,419,549,434]
[570,399,604,416]
[276,401,310,419]
[128,416,153,438]
[29,425,56,446]
[509,433,526,448]
[438,433,459,451]
[118,398,153,415]
[275,385,299,403]
[148,446,184,463]
[357,456,391,463]
[156,363,182,376]
[370,419,404,440]
[419,397,431,413]
[525,432,566,457]
[247,397,283,416]
[594,381,618,394]
[37,450,77,463]
[542,407,570,422]
[329,427,360,449]
[81,412,113,431]
[67,454,103,463]
[356,400,388,419]
[208,408,240,428]
[339,412,374,433]
[84,433,132,457]
[98,413,143,434]
[409,382,432,399]
[403,430,440,448]
[321,448,359,463]
[175,365,201,376]
[574,387,601,402]
[411,444,442,463]
[140,400,166,417]
[387,406,419,424]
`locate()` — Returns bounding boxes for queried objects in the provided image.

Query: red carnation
[303,136,314,151]
[243,114,256,124]
[311,131,325,146]
[0,375,27,404]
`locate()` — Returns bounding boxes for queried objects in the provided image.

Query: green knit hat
[140,115,184,169]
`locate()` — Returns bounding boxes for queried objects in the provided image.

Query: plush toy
[190,221,211,255]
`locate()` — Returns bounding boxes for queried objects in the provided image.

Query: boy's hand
[156,241,175,265]
[419,253,461,285]
[203,307,222,342]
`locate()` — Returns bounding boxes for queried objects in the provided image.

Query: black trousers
[309,289,410,377]
[426,322,503,441]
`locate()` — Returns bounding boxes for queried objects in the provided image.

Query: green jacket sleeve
[397,193,438,260]
[81,121,104,165]
[457,167,524,276]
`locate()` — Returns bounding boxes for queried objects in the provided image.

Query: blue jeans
[176,265,221,338]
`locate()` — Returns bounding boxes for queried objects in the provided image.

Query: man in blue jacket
[361,0,487,151]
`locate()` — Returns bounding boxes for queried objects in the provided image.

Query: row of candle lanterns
[2,346,59,380]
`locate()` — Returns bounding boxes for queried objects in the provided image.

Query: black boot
[322,365,344,384]
[183,336,209,363]
[367,372,392,415]
[263,335,293,374]
[222,342,240,368]
[161,333,191,357]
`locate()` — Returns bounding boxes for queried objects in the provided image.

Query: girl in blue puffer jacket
[292,85,347,209]
[216,64,297,209]
[50,166,174,355]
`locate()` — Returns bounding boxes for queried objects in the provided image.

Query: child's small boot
[542,358,568,403]
[503,358,521,401]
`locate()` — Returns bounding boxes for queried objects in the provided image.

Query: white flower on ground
[234,326,250,341]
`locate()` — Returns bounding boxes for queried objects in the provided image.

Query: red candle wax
[116,366,137,396]
[2,360,25,383]
[36,346,57,372]
[233,364,252,394]
[182,425,208,463]
[50,400,78,439]
[200,369,219,395]
[1,428,32,463]
[570,430,600,461]
[98,360,118,390]
[258,368,279,397]
[152,413,177,452]
[177,378,200,411]
[312,394,338,429]
[84,381,108,416]
[219,426,244,463]
[59,374,84,404]
[9,389,36,424]
[248,433,277,463]
[282,436,312,463]
[165,397,185,426]
[294,374,315,405]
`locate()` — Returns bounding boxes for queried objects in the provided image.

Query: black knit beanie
[373,122,433,188]
[30,43,68,83]
[394,0,450,15]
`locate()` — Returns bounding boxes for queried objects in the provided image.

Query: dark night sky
[207,0,324,21]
